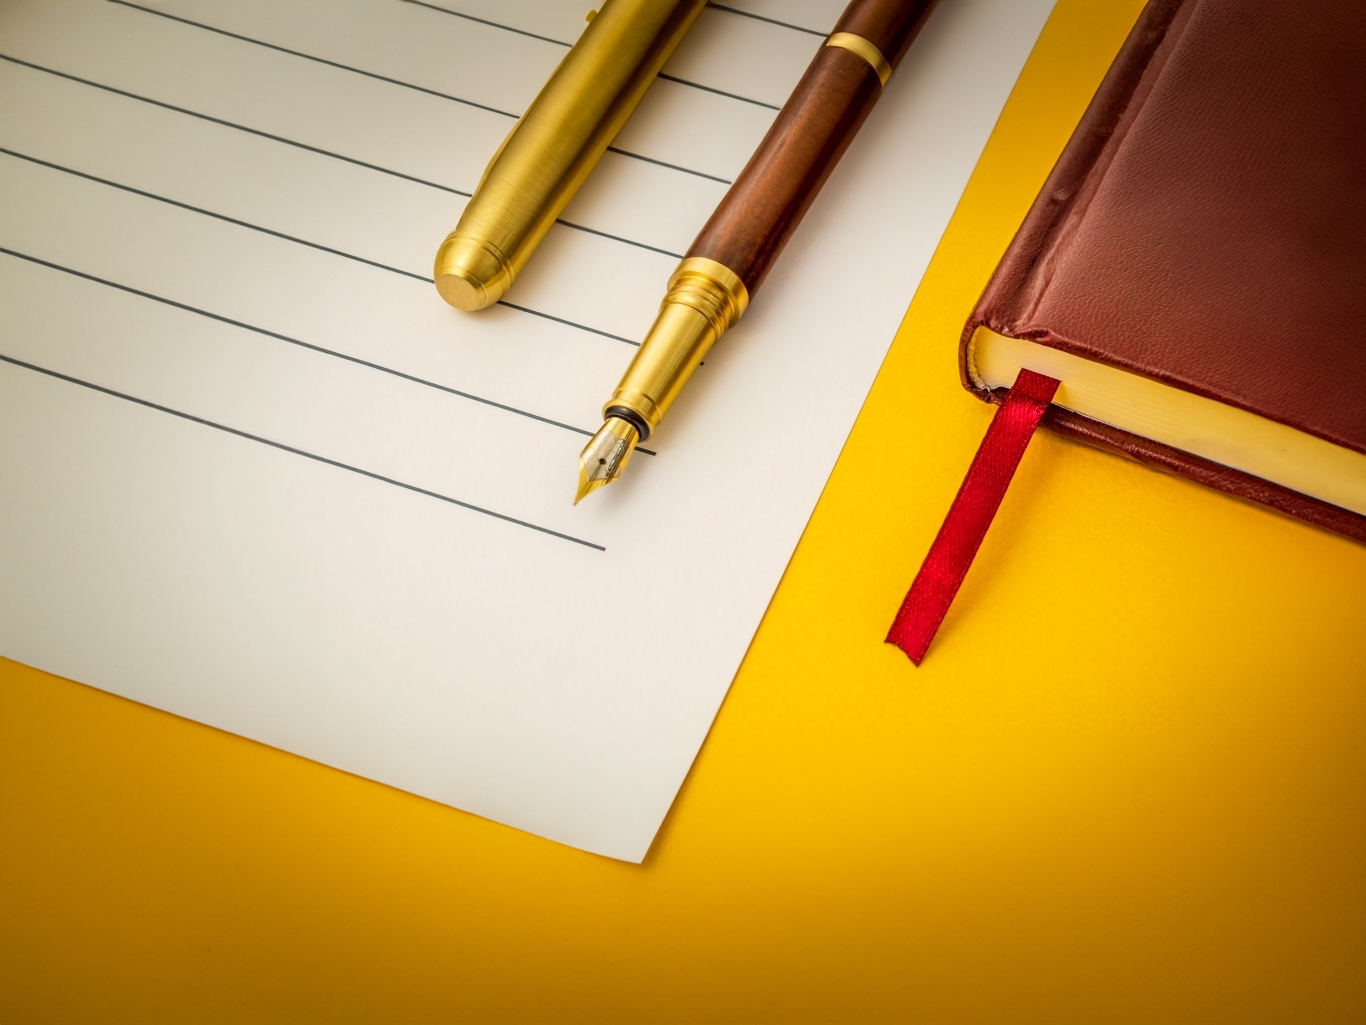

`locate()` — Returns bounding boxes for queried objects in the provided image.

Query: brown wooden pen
[576,0,937,501]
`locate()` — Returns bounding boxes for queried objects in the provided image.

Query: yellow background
[4,2,1365,1020]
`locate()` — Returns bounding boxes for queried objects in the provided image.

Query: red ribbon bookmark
[887,369,1060,664]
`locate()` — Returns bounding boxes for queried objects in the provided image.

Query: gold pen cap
[434,0,706,311]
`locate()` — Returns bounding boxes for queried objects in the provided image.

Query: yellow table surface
[4,2,1365,1020]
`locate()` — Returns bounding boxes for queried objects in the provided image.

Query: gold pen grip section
[607,257,749,435]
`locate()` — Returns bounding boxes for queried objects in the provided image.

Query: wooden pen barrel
[687,0,936,295]
[601,0,937,441]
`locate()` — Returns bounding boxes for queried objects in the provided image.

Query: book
[963,0,1366,543]
[887,0,1366,664]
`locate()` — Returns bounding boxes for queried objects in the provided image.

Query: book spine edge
[959,0,1189,397]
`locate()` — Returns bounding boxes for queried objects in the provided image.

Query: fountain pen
[575,0,936,502]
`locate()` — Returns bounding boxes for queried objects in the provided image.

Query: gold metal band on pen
[662,257,749,336]
[825,31,891,86]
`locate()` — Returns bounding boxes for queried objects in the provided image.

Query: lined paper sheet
[0,0,1053,861]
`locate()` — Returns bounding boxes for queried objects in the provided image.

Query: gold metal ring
[825,32,891,87]
[665,257,749,334]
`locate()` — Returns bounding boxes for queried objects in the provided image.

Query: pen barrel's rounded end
[434,233,512,311]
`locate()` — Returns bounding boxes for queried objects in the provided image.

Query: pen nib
[575,417,640,504]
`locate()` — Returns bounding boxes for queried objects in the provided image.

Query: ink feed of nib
[576,418,640,504]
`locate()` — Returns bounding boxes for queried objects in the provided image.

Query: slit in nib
[575,417,640,504]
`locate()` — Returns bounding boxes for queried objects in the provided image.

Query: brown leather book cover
[962,0,1366,542]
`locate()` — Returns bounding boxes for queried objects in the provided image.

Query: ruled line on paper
[0,54,471,197]
[495,302,640,347]
[0,54,686,259]
[656,73,780,111]
[396,0,781,110]
[0,352,608,551]
[604,147,732,185]
[102,0,739,185]
[598,146,732,184]
[106,0,522,118]
[397,0,578,47]
[0,147,430,282]
[0,247,653,448]
[0,149,644,347]
[705,3,830,37]
[555,220,683,260]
